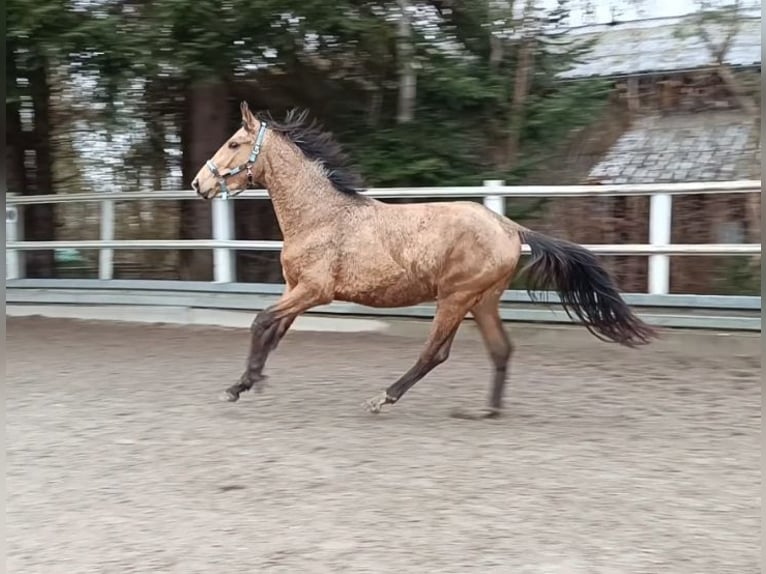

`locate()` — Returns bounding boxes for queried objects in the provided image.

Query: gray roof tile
[588,111,759,183]
[558,11,761,78]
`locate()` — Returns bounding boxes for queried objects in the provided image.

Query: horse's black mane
[256,109,364,196]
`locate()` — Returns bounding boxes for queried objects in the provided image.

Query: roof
[558,11,761,79]
[587,111,759,184]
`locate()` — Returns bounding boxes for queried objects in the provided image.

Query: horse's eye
[228,141,240,149]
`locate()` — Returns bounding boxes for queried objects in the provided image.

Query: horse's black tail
[518,228,657,347]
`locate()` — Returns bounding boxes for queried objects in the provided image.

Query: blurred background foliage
[6,0,760,293]
[8,0,612,278]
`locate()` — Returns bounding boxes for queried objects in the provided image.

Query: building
[541,10,760,294]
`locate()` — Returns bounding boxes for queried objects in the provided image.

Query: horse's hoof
[362,391,391,414]
[449,407,502,420]
[362,399,382,414]
[220,390,240,403]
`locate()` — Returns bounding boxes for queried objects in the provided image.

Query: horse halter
[205,121,268,199]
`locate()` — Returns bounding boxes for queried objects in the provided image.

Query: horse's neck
[260,141,348,241]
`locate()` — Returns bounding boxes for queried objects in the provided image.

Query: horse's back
[319,200,522,307]
[354,201,520,302]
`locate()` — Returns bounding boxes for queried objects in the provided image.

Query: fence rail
[6,180,762,299]
[5,239,761,256]
[5,179,760,204]
[6,279,761,331]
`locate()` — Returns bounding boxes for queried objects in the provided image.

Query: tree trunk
[489,33,504,70]
[6,105,27,194]
[7,49,29,279]
[26,58,56,278]
[143,78,173,276]
[396,0,417,124]
[6,48,27,198]
[502,0,538,171]
[504,23,535,170]
[745,118,760,260]
[716,65,758,117]
[179,80,229,281]
[487,0,512,169]
[488,0,511,70]
[367,87,383,127]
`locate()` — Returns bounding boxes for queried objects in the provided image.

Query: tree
[396,0,418,123]
[6,0,113,276]
[504,0,537,170]
[7,0,614,281]
[676,0,758,117]
[675,0,760,250]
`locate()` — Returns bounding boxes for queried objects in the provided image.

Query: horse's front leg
[232,314,296,395]
[222,283,329,402]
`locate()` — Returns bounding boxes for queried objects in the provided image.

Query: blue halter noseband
[205,121,268,199]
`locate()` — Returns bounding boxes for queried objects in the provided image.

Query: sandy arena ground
[6,316,761,573]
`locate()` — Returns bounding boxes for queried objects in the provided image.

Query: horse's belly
[334,270,436,308]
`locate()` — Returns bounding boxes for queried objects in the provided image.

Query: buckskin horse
[191,102,656,419]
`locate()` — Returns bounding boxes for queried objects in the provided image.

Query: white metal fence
[6,179,762,296]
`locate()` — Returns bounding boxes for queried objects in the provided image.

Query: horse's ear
[240,101,256,132]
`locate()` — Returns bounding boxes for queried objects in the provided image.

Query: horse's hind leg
[363,295,471,413]
[452,292,513,420]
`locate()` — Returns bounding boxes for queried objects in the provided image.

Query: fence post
[648,192,672,295]
[99,197,115,280]
[212,197,236,283]
[6,196,22,280]
[483,180,505,216]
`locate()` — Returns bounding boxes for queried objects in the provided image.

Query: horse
[191,101,656,419]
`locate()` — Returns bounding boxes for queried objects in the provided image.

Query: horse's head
[192,101,270,200]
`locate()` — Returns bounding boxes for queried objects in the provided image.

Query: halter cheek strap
[205,121,268,200]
